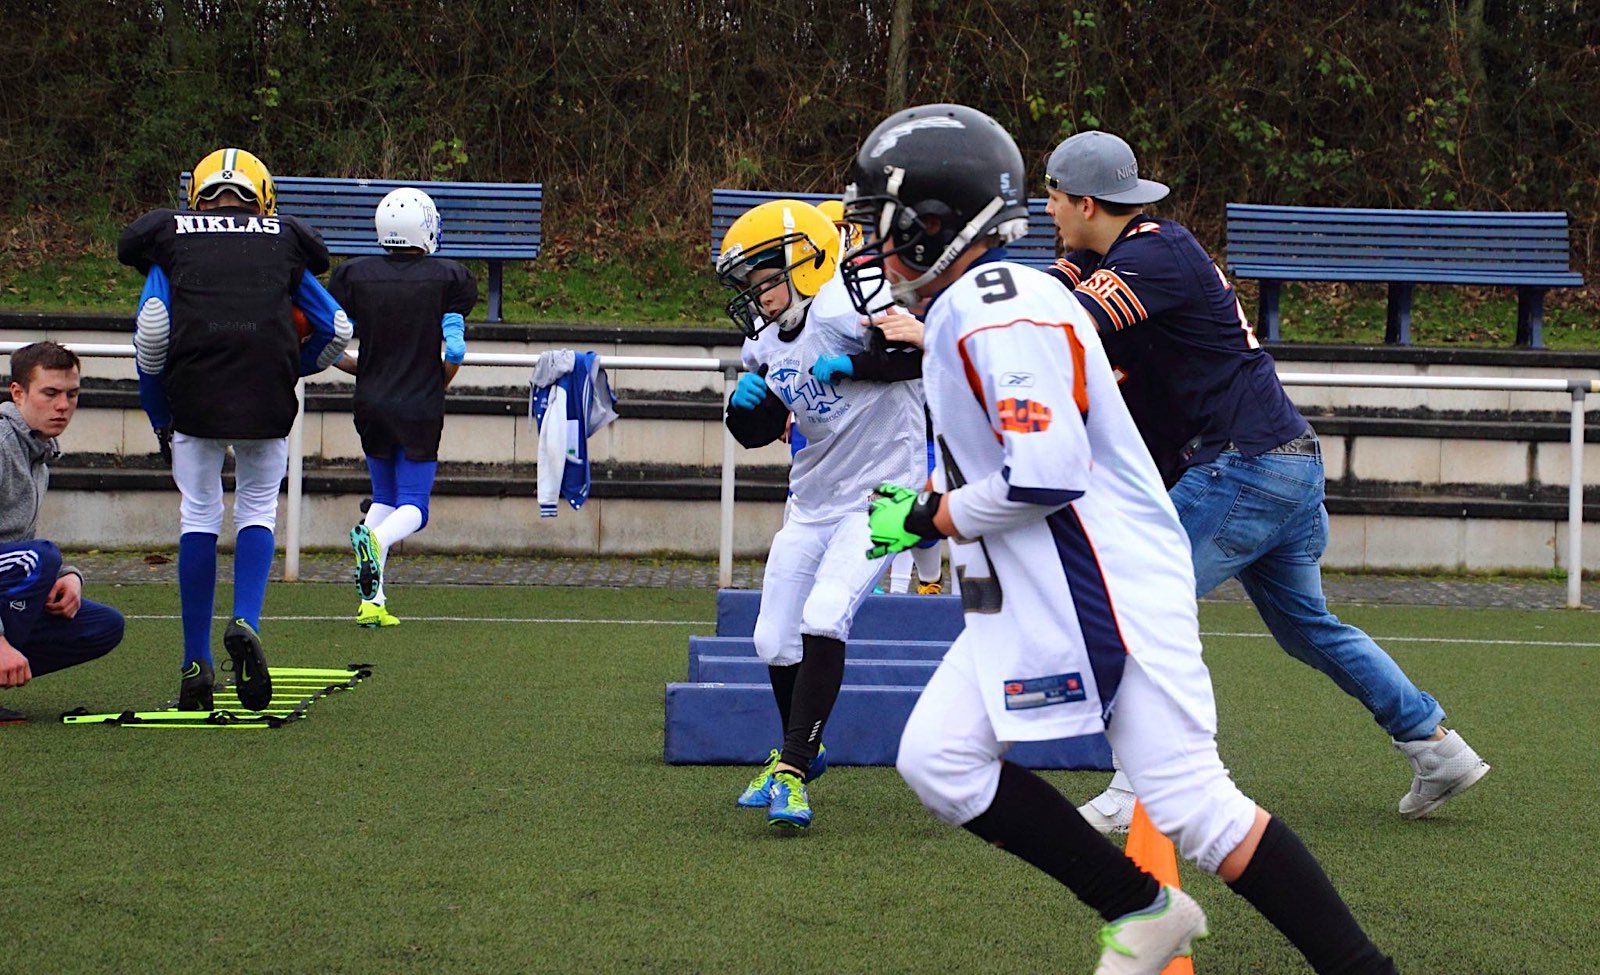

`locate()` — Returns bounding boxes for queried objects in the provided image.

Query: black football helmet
[841,104,1029,313]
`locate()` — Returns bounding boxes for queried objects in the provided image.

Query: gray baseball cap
[1045,131,1169,205]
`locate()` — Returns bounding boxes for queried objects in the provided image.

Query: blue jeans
[1169,446,1444,742]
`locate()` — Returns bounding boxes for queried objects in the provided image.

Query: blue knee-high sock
[178,532,218,668]
[232,525,274,631]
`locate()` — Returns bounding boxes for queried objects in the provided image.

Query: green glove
[866,483,945,559]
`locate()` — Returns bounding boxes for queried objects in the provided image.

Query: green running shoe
[356,600,401,628]
[350,524,382,603]
[737,749,782,808]
[766,771,812,830]
[737,745,828,809]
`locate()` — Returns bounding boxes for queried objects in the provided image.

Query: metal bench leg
[1385,283,1414,345]
[1516,288,1546,349]
[1257,281,1281,343]
[487,261,503,323]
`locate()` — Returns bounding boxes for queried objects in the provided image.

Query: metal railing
[5,341,1595,606]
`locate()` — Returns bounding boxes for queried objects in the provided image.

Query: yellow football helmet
[189,147,276,214]
[715,200,839,338]
[816,198,864,252]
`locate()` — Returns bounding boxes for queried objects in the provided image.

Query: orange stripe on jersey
[956,320,1090,439]
[1076,269,1148,331]
[1051,257,1084,286]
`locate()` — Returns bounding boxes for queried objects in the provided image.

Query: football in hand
[292,306,312,342]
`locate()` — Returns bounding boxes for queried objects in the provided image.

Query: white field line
[117,616,1600,648]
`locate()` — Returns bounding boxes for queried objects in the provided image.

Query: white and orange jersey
[921,257,1202,742]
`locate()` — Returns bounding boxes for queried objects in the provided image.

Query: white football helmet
[375,187,442,254]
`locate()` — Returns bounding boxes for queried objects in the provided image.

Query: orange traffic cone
[1124,799,1196,975]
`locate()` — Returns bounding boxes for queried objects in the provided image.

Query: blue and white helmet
[375,187,442,254]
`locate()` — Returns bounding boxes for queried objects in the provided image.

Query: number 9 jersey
[921,254,1206,744]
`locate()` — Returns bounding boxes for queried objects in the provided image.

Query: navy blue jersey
[1059,219,1305,471]
[1046,257,1194,486]
[329,253,476,461]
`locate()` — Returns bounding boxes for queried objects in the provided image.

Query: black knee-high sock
[768,663,799,733]
[778,635,845,776]
[1227,818,1398,975]
[964,761,1159,922]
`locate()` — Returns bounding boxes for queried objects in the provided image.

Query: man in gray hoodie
[0,341,124,722]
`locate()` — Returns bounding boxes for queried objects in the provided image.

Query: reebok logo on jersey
[1000,372,1034,388]
[997,397,1052,433]
[173,214,281,236]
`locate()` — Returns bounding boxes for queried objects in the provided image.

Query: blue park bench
[1225,203,1584,348]
[711,188,1060,269]
[179,174,542,322]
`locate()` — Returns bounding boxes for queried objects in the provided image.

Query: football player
[718,199,927,829]
[846,104,1397,974]
[119,147,351,712]
[328,187,476,627]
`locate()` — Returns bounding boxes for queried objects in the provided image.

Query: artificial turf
[2,583,1593,974]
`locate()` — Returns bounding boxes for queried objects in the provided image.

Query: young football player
[845,104,1398,974]
[119,147,351,712]
[328,187,476,626]
[813,199,943,595]
[718,199,928,830]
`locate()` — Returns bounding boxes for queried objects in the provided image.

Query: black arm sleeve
[724,391,789,449]
[847,327,923,383]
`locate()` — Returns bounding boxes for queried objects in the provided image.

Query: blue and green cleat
[736,744,828,808]
[766,771,812,829]
[350,524,382,603]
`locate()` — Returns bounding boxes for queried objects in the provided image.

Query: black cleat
[222,619,272,711]
[0,705,26,725]
[178,659,215,711]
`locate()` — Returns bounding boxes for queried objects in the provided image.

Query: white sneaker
[1078,785,1137,835]
[1394,729,1491,819]
[1094,886,1209,975]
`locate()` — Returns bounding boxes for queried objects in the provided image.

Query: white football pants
[171,433,289,535]
[753,511,888,667]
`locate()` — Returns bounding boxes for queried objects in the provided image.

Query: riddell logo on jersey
[997,397,1051,433]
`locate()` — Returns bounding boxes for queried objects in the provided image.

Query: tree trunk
[887,0,912,111]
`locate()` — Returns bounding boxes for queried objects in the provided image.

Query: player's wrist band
[905,490,946,539]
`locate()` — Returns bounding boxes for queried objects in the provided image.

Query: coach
[0,342,125,721]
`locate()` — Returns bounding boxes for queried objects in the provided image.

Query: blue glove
[811,354,853,385]
[442,312,467,364]
[730,371,769,410]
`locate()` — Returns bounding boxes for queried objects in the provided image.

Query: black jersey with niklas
[117,206,331,439]
[328,253,477,461]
